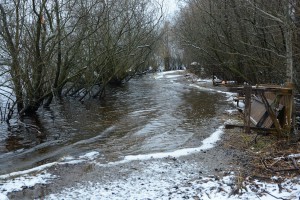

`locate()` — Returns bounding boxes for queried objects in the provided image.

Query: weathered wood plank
[244,85,252,134]
[258,91,282,136]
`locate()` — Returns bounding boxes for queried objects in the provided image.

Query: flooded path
[0,70,239,199]
[0,71,231,174]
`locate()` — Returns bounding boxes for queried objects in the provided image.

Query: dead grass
[223,128,300,180]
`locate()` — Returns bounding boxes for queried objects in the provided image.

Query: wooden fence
[227,83,295,137]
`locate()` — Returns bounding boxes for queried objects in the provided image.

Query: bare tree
[174,0,300,86]
[0,0,163,120]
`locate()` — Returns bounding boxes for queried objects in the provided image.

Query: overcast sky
[164,0,179,13]
[161,0,180,16]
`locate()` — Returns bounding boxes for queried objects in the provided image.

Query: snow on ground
[0,122,226,199]
[2,156,300,200]
[0,173,56,198]
[225,109,239,115]
[45,162,235,200]
[153,70,185,79]
[46,160,300,200]
[1,118,299,200]
[46,160,200,200]
[0,151,101,198]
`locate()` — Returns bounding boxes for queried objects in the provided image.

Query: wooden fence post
[244,85,252,134]
[284,82,295,137]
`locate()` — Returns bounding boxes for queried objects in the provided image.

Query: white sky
[161,0,180,16]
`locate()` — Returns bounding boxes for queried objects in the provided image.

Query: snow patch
[0,162,59,179]
[0,151,101,198]
[45,160,198,200]
[44,160,300,200]
[197,78,211,83]
[225,109,238,115]
[164,74,183,79]
[79,151,100,160]
[189,84,215,92]
[189,82,235,99]
[0,172,56,198]
[0,151,100,180]
[106,125,224,165]
[154,70,185,79]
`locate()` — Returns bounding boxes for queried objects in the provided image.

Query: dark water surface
[0,71,230,174]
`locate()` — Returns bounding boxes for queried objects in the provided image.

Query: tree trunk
[285,25,293,83]
[44,0,62,108]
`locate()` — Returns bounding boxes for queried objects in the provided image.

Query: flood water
[0,71,231,175]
